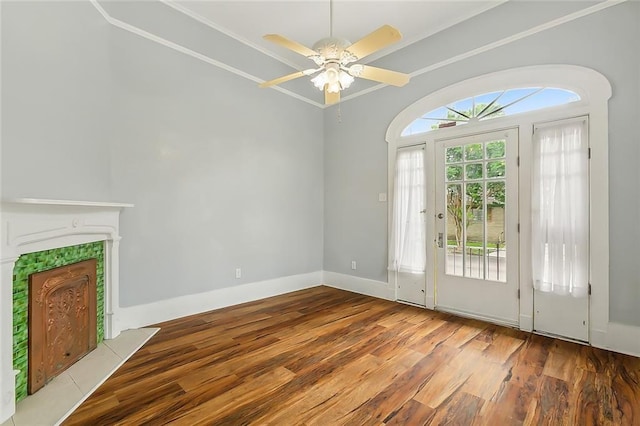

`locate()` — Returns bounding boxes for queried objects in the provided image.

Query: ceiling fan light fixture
[338,70,355,89]
[311,63,354,93]
[327,81,341,93]
[310,72,328,90]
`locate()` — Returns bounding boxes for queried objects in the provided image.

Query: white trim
[322,270,394,301]
[2,198,133,208]
[165,0,505,69]
[89,0,110,21]
[363,1,509,64]
[408,0,625,82]
[119,271,322,329]
[341,1,624,106]
[88,1,323,109]
[386,65,611,142]
[89,0,623,109]
[592,323,640,358]
[161,0,304,71]
[519,314,534,332]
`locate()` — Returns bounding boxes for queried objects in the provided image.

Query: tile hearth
[1,328,158,426]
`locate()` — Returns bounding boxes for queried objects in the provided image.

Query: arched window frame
[401,87,582,137]
[386,65,612,343]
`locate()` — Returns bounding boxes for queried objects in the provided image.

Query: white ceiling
[171,1,505,69]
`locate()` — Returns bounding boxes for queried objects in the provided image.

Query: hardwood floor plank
[611,362,640,425]
[444,319,488,348]
[384,399,435,425]
[570,369,615,425]
[528,374,571,425]
[168,367,295,425]
[61,286,640,426]
[342,344,458,425]
[304,350,425,425]
[412,352,473,408]
[461,356,510,400]
[428,391,485,425]
[252,353,387,424]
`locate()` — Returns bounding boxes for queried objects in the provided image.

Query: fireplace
[28,259,98,394]
[0,198,132,423]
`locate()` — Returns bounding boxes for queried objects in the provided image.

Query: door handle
[437,213,444,219]
[437,233,444,248]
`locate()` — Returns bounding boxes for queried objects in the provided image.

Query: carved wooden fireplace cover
[28,259,97,394]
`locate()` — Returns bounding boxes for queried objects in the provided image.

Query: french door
[434,128,519,325]
[531,117,590,342]
[394,145,427,306]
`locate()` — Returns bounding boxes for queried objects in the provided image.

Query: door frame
[386,65,611,341]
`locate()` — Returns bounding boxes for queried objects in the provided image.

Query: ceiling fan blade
[325,87,340,105]
[263,34,318,58]
[259,71,307,88]
[357,65,410,87]
[346,25,402,60]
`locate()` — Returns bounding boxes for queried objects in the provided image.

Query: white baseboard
[426,295,435,310]
[592,322,640,358]
[118,271,322,329]
[117,269,640,359]
[519,314,533,332]
[322,270,394,301]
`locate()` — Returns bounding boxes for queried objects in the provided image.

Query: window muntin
[401,87,580,137]
[444,139,507,281]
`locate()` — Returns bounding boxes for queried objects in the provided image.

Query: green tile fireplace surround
[12,241,105,402]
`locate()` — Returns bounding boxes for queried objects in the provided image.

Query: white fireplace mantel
[0,198,132,422]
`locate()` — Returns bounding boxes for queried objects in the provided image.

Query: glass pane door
[435,129,519,325]
[444,139,507,281]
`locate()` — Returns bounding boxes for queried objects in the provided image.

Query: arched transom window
[401,87,580,137]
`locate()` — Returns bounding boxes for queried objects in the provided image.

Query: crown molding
[89,0,323,109]
[339,0,627,106]
[162,0,506,68]
[362,0,509,65]
[161,0,305,71]
[90,0,626,109]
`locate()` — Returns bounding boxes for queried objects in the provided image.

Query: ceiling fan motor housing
[312,37,356,63]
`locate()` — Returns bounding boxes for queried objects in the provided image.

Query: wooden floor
[64,286,640,425]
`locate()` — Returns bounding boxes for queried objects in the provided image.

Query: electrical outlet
[351,261,357,270]
[235,268,242,279]
[378,193,387,202]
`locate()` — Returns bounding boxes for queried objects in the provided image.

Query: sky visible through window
[402,88,580,136]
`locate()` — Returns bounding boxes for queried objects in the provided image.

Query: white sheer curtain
[390,147,426,273]
[532,119,589,297]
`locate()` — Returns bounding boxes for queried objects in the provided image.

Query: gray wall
[1,1,112,200]
[323,1,640,326]
[108,24,324,306]
[2,1,638,326]
[1,2,324,307]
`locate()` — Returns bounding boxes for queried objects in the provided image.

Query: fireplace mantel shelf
[2,198,134,208]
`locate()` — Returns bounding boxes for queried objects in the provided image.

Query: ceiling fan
[258,5,410,106]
